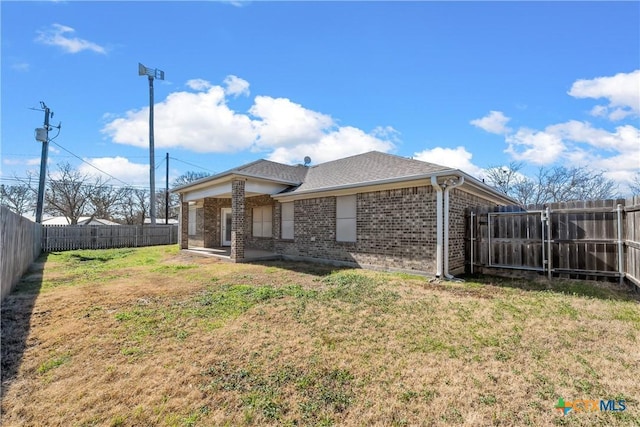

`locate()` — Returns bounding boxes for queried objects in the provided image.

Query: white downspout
[443,176,464,279]
[430,176,443,278]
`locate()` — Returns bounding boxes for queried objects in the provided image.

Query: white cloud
[413,146,484,178]
[470,111,511,134]
[224,75,250,97]
[102,84,257,152]
[102,76,398,165]
[35,23,106,54]
[569,69,640,120]
[186,79,212,91]
[546,121,640,153]
[473,70,640,191]
[78,157,149,187]
[250,96,334,148]
[505,128,566,165]
[267,126,395,165]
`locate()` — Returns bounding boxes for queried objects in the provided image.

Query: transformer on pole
[34,102,52,224]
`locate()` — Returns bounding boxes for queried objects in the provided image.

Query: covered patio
[172,160,308,263]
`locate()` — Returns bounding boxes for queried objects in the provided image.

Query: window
[336,195,356,242]
[281,202,294,239]
[252,206,273,238]
[188,206,196,235]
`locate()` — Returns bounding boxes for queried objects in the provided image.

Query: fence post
[470,211,475,274]
[546,207,552,280]
[617,203,624,285]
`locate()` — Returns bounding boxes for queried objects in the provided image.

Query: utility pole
[34,102,52,223]
[165,152,169,225]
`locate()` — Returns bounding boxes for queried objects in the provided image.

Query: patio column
[230,179,245,261]
[180,195,188,249]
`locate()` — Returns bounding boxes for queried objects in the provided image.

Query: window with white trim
[336,195,356,242]
[252,206,273,238]
[281,202,294,239]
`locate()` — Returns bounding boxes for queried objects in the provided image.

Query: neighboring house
[172,151,514,277]
[41,216,121,226]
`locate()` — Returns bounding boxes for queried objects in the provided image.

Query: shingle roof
[236,159,308,184]
[173,151,453,194]
[290,151,451,193]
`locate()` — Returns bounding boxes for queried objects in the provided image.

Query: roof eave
[172,171,301,194]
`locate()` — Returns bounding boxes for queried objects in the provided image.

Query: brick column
[203,198,216,248]
[231,179,245,261]
[180,196,189,249]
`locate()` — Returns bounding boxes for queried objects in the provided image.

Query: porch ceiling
[183,180,290,202]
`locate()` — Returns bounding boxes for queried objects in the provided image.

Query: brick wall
[231,180,245,260]
[274,185,439,273]
[448,188,499,274]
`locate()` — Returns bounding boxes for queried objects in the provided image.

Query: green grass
[37,353,71,374]
[4,246,639,427]
[38,246,178,290]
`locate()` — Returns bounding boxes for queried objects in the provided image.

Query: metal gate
[468,201,627,282]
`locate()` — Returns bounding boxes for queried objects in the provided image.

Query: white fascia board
[272,174,440,202]
[172,171,300,194]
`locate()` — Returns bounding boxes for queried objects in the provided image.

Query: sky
[1,1,639,196]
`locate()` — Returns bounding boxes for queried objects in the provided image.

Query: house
[172,151,514,277]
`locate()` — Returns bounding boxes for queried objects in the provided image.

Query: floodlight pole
[35,103,52,224]
[139,63,164,225]
[148,74,156,225]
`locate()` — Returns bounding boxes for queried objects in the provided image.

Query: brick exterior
[180,180,503,275]
[202,198,231,247]
[231,180,245,261]
[180,197,188,249]
[447,188,498,274]
[274,185,439,273]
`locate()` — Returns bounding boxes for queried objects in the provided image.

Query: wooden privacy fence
[467,197,640,287]
[42,224,178,252]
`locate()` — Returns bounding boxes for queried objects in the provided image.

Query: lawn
[1,245,639,426]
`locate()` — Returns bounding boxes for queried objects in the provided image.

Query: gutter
[430,176,444,278]
[443,176,464,280]
[431,175,465,280]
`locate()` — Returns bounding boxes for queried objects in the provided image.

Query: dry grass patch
[2,245,639,426]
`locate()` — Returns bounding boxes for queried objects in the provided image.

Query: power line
[169,156,216,173]
[49,140,133,187]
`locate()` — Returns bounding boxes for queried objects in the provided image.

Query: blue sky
[2,1,639,194]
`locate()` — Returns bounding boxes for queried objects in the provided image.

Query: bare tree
[117,187,149,225]
[44,163,97,224]
[0,172,39,216]
[630,173,640,196]
[89,183,128,221]
[487,164,618,206]
[173,171,211,187]
[484,162,525,195]
[0,183,35,216]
